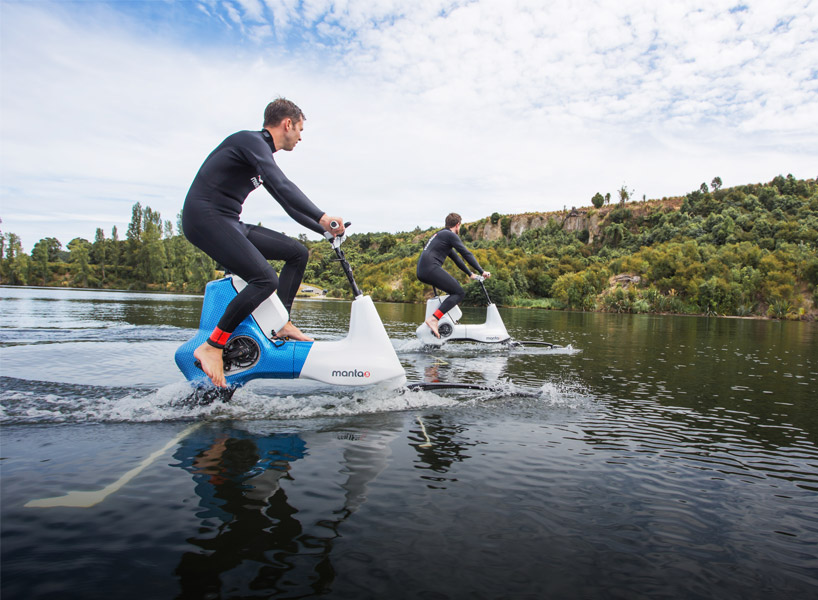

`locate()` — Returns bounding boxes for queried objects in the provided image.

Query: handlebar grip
[325,222,351,243]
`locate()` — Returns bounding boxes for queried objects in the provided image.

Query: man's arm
[450,234,483,273]
[447,248,473,275]
[262,174,326,233]
[253,146,328,233]
[280,205,327,235]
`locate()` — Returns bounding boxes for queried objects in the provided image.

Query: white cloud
[1,0,816,252]
[234,0,266,22]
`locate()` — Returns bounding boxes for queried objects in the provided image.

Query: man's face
[281,118,304,151]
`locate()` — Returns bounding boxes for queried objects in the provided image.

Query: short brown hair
[445,213,462,228]
[263,98,305,127]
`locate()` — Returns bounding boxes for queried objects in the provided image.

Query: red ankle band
[433,309,444,320]
[207,327,231,349]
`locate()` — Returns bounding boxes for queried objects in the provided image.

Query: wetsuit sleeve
[278,202,326,236]
[450,234,483,273]
[447,248,473,275]
[255,151,326,235]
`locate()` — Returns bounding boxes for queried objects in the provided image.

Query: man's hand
[319,214,345,236]
[481,271,491,279]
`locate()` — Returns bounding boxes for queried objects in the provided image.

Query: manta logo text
[332,369,371,378]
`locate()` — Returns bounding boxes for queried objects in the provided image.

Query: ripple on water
[0,373,589,425]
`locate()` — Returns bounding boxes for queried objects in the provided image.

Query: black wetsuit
[416,229,483,317]
[182,129,325,345]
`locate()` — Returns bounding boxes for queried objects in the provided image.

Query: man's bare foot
[275,321,314,342]
[425,316,441,338]
[194,342,228,388]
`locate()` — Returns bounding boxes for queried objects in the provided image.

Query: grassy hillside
[300,175,818,320]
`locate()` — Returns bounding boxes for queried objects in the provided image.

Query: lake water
[1,285,816,599]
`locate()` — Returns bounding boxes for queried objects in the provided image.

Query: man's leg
[418,266,464,338]
[245,225,309,313]
[219,225,312,342]
[183,212,308,386]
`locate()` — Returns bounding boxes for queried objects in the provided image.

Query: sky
[1,0,817,252]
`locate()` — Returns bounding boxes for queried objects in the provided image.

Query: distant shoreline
[3,283,811,322]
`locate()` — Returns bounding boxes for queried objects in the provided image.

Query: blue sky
[1,0,817,251]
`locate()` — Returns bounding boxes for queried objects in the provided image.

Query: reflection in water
[172,422,400,598]
[410,416,480,489]
[174,430,312,598]
[409,348,514,387]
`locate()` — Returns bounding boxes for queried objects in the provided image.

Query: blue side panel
[293,342,312,375]
[175,277,314,388]
[175,278,236,383]
[199,278,236,330]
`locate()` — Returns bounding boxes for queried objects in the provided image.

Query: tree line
[0,203,215,292]
[1,175,816,320]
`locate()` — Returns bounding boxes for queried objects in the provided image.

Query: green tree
[30,238,52,285]
[139,211,167,284]
[92,228,107,281]
[379,233,396,254]
[189,247,216,291]
[67,237,92,286]
[32,237,63,262]
[618,185,631,206]
[110,226,120,279]
[591,192,604,209]
[126,202,143,268]
[3,232,29,285]
[551,266,609,310]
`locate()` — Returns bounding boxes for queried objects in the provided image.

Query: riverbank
[3,281,814,322]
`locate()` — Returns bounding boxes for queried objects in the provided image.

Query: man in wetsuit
[182,98,345,388]
[416,213,491,337]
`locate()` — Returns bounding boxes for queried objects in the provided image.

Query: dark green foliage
[463,277,513,306]
[591,192,605,209]
[500,216,511,236]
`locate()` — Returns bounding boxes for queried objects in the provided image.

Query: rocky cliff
[470,207,601,242]
[468,197,684,243]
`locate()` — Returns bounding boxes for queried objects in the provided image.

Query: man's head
[445,213,462,230]
[264,98,305,127]
[263,98,305,151]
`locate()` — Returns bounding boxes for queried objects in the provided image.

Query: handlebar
[324,222,361,297]
[323,221,352,248]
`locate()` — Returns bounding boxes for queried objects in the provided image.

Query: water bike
[415,277,560,349]
[175,223,406,402]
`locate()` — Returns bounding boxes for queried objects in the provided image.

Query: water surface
[1,286,816,599]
